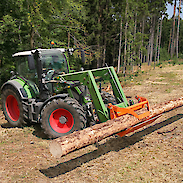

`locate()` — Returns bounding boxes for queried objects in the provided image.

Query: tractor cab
[13,48,70,75]
[12,49,71,97]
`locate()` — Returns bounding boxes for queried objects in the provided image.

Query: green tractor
[1,48,134,138]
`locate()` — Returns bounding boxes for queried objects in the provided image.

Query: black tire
[101,91,117,105]
[70,85,90,105]
[40,97,86,138]
[1,85,25,127]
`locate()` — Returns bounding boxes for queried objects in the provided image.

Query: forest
[0,0,183,86]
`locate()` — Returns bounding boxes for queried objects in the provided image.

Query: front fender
[39,94,69,114]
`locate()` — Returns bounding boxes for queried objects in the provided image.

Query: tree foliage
[0,0,182,86]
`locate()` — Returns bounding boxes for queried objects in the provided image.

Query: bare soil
[0,64,183,182]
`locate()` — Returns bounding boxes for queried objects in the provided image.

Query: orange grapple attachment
[108,95,150,120]
[107,95,160,137]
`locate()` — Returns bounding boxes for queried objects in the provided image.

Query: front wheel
[40,97,86,138]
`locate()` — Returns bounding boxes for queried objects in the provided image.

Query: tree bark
[124,21,127,75]
[168,23,173,54]
[141,16,145,64]
[113,40,116,66]
[154,19,159,69]
[50,97,183,158]
[103,2,108,66]
[117,18,123,73]
[176,0,181,58]
[97,1,101,68]
[103,32,107,66]
[147,17,153,65]
[157,17,162,64]
[123,0,128,75]
[149,16,156,65]
[132,12,137,72]
[171,0,177,58]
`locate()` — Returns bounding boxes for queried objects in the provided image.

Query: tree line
[0,0,182,86]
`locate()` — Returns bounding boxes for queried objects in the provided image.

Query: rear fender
[1,80,28,99]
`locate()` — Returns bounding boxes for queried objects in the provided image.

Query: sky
[166,1,183,19]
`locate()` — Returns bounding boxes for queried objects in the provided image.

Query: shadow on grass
[39,114,183,178]
[1,122,18,128]
[1,120,50,139]
[32,123,50,139]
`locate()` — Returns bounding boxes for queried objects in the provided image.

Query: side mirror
[81,50,85,64]
[28,55,35,70]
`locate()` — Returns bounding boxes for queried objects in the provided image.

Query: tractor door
[15,55,39,97]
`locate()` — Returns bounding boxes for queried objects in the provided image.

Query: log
[49,97,183,158]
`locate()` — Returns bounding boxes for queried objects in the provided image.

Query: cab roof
[12,48,66,57]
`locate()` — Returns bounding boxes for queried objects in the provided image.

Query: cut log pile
[49,97,183,158]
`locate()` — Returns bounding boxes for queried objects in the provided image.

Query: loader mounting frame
[61,66,129,122]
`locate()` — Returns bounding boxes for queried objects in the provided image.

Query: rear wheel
[40,97,86,138]
[101,91,116,105]
[1,85,24,127]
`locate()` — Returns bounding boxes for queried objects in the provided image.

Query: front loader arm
[61,67,129,122]
[62,69,109,122]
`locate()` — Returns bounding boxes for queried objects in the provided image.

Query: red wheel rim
[49,108,74,133]
[5,95,20,121]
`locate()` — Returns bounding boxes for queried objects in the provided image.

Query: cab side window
[16,55,37,83]
[16,55,39,95]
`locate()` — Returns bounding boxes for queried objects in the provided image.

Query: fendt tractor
[1,48,150,138]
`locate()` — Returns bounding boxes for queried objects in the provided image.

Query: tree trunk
[139,21,142,67]
[103,32,107,66]
[171,0,177,58]
[147,17,153,65]
[141,16,145,63]
[168,25,172,54]
[128,44,131,72]
[132,12,137,72]
[123,0,128,75]
[157,17,163,64]
[117,18,123,73]
[97,2,101,68]
[50,97,183,158]
[176,0,181,58]
[149,16,155,65]
[113,41,116,66]
[154,19,159,69]
[124,21,127,75]
[103,2,108,66]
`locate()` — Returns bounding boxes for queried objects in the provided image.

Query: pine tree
[176,0,182,57]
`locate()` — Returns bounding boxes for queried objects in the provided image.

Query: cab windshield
[40,50,68,74]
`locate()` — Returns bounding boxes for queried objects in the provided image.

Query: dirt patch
[0,64,183,182]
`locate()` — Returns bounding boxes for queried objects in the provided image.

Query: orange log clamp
[108,95,150,120]
[108,95,161,138]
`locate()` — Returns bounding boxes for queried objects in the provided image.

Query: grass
[118,70,148,87]
[117,59,183,88]
[0,60,183,182]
